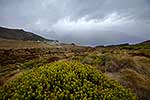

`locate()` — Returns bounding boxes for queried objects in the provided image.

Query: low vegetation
[0,41,150,99]
[0,62,136,100]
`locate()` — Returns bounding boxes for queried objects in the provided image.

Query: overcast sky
[0,0,150,46]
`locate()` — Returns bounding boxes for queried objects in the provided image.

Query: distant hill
[95,40,150,48]
[0,27,56,42]
[140,40,150,44]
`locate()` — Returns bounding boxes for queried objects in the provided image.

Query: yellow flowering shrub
[0,62,136,100]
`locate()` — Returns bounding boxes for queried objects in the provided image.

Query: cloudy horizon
[0,0,150,46]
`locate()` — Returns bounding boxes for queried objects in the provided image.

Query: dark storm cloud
[0,0,150,45]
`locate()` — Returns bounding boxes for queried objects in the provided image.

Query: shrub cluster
[0,62,136,100]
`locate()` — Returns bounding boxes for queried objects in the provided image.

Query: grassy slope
[0,41,150,99]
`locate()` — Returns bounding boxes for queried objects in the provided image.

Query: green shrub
[96,54,109,66]
[0,62,136,100]
[82,54,108,66]
[70,56,84,62]
[82,57,94,65]
[69,53,109,67]
[21,58,48,69]
[121,44,150,50]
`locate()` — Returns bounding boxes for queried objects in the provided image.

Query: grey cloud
[0,0,150,46]
[43,30,145,46]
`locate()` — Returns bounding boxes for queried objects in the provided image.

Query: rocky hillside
[0,27,55,42]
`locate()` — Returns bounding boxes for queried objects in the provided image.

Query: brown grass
[119,69,150,100]
[0,39,51,49]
